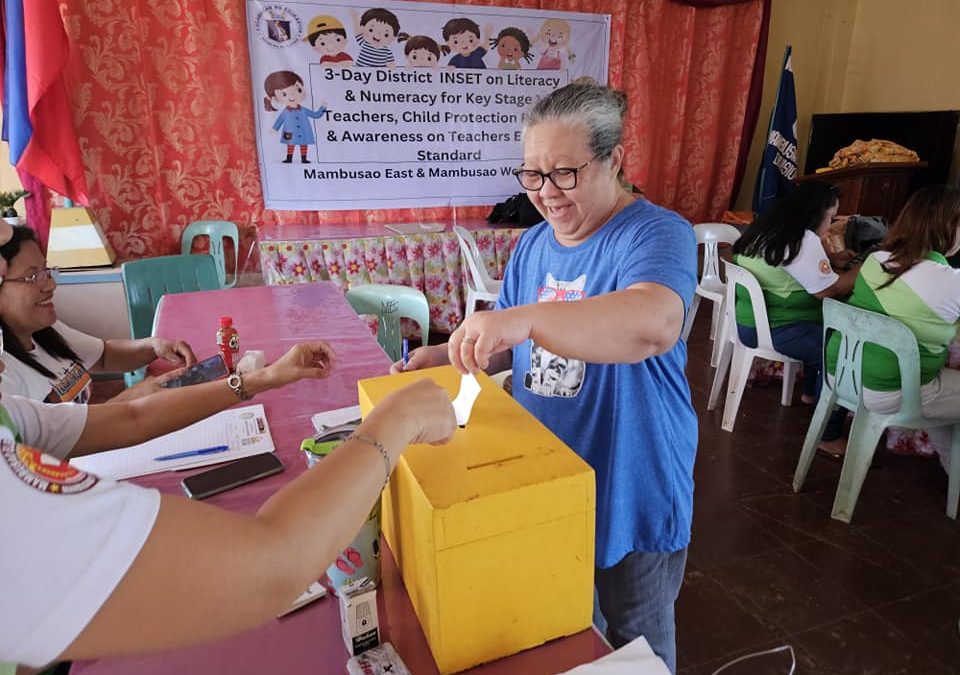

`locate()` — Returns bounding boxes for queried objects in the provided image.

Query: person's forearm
[96,339,157,373]
[254,404,413,584]
[818,268,859,299]
[523,286,684,363]
[61,404,417,660]
[73,369,277,455]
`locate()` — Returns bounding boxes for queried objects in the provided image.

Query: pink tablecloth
[258,220,524,333]
[72,283,609,675]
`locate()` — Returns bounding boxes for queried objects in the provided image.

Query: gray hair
[522,82,627,160]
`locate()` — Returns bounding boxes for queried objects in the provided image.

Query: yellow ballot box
[358,367,596,674]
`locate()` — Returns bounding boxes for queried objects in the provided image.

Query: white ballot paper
[452,374,482,427]
[71,405,274,479]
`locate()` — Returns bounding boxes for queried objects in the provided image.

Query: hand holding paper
[452,374,482,427]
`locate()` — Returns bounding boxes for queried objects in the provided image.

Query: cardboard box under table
[358,367,596,674]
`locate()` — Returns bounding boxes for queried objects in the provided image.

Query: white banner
[246,1,610,211]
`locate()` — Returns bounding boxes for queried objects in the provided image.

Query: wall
[736,0,960,210]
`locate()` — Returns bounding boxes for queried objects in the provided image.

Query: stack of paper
[71,404,274,479]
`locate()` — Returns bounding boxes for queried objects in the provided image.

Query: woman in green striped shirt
[733,182,861,455]
[826,185,960,427]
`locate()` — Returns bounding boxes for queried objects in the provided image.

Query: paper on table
[452,374,482,426]
[71,404,274,480]
[312,405,362,433]
[557,636,670,675]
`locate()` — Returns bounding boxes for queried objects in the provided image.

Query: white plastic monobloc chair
[453,225,503,318]
[681,223,742,367]
[707,260,801,432]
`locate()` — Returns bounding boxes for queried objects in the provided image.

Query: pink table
[71,283,609,675]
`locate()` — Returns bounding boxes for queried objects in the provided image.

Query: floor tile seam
[858,606,957,673]
[854,520,960,581]
[692,566,794,639]
[779,541,878,613]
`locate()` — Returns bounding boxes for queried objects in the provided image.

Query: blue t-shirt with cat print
[496,199,698,568]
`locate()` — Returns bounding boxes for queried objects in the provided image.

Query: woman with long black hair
[733,181,860,456]
[0,227,196,404]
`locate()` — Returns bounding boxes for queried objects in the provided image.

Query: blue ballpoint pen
[154,445,229,462]
[402,338,409,367]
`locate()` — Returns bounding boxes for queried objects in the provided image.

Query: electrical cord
[709,644,796,675]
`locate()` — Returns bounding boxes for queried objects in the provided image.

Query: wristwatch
[227,372,251,400]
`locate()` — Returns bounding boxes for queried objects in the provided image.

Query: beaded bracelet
[349,433,391,490]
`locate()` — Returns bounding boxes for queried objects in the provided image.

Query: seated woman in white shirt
[0,226,196,404]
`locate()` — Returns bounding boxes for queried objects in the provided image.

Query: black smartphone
[181,453,284,500]
[160,354,229,388]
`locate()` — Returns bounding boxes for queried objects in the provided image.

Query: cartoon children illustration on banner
[491,27,534,70]
[440,18,494,69]
[533,18,575,70]
[400,35,442,68]
[350,7,407,67]
[303,15,353,66]
[263,70,328,163]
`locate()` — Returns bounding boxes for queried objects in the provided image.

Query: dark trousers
[594,548,688,674]
[738,322,845,440]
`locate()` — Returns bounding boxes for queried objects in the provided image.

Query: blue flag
[753,46,798,214]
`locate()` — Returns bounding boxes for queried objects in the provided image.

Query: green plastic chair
[792,298,960,522]
[345,284,429,363]
[121,254,220,386]
[181,220,239,288]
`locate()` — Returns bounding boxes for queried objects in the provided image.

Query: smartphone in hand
[181,453,284,499]
[160,354,229,388]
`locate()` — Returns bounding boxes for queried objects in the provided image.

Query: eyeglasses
[513,156,598,191]
[3,267,58,284]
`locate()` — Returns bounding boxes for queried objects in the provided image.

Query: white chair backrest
[693,223,741,288]
[723,260,777,352]
[453,226,497,293]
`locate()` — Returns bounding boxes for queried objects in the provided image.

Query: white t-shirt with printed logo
[0,427,160,668]
[1,394,88,459]
[0,321,104,403]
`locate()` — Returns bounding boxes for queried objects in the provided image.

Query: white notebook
[71,404,274,480]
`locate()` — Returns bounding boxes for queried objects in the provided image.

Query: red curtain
[58,0,762,266]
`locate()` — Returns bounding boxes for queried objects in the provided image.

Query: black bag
[844,215,888,253]
[487,192,543,228]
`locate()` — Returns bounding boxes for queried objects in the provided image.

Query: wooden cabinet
[797,161,926,223]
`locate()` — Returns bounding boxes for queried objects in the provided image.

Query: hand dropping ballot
[452,373,481,427]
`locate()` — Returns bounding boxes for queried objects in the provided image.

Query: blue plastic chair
[793,298,960,522]
[121,254,220,386]
[181,220,239,288]
[345,284,429,363]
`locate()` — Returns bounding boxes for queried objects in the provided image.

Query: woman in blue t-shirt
[732,182,860,456]
[397,82,696,674]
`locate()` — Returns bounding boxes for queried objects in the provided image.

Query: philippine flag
[1,0,89,204]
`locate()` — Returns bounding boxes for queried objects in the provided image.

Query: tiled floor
[678,318,960,674]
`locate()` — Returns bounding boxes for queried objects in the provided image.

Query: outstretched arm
[448,283,684,373]
[60,379,456,661]
[71,342,335,456]
[95,337,197,374]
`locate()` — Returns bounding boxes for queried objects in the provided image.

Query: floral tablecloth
[258,228,524,334]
